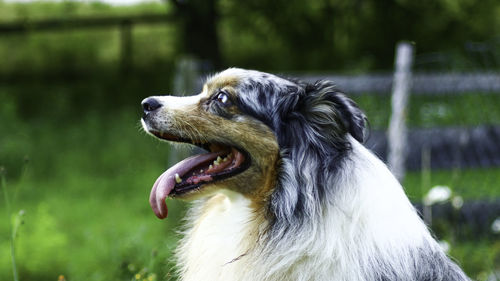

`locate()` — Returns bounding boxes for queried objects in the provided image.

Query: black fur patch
[372,242,470,281]
[235,77,367,231]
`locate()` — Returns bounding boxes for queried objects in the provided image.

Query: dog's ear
[328,92,367,143]
[300,81,368,143]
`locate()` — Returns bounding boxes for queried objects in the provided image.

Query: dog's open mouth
[149,131,250,219]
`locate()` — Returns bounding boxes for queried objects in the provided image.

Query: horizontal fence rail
[366,126,500,170]
[295,72,500,94]
[0,14,174,73]
[0,14,173,33]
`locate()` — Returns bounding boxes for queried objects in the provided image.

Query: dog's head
[141,68,366,219]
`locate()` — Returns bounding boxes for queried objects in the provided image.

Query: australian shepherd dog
[140,68,469,281]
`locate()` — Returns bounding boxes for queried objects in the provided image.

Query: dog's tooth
[214,156,222,166]
[209,165,213,170]
[200,169,204,173]
[175,173,182,184]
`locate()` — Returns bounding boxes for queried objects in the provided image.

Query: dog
[141,68,470,281]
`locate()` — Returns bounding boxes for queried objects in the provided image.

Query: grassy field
[0,106,184,281]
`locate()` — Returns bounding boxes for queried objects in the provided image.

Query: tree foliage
[216,0,500,71]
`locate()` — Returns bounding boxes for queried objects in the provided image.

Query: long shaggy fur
[142,68,470,281]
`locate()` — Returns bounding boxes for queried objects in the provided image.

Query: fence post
[387,42,414,181]
[120,20,132,73]
[421,146,432,225]
[173,57,201,95]
[167,58,201,167]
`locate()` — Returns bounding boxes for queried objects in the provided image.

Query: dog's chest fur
[176,192,263,281]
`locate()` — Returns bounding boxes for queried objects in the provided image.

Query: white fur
[176,190,263,280]
[175,136,441,281]
[144,93,205,111]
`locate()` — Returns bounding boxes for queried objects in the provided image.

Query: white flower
[492,217,500,234]
[451,196,464,209]
[423,185,452,206]
[438,240,450,253]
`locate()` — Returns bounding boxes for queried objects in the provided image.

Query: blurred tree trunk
[170,0,221,69]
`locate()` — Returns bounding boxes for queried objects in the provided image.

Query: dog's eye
[215,91,231,106]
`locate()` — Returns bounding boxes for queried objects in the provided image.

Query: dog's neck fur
[175,138,464,281]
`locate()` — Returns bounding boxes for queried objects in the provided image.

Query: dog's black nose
[142,98,162,113]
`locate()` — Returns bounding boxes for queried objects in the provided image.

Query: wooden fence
[0,14,174,71]
[296,72,500,95]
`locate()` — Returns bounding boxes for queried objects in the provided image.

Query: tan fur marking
[149,71,280,214]
[206,75,240,92]
[159,93,280,206]
[249,156,280,211]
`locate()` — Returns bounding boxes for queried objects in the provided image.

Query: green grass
[0,173,186,281]
[451,240,500,281]
[404,167,500,201]
[0,106,186,281]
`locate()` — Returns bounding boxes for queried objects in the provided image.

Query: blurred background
[0,0,499,280]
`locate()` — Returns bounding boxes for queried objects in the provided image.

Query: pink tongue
[149,151,225,219]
